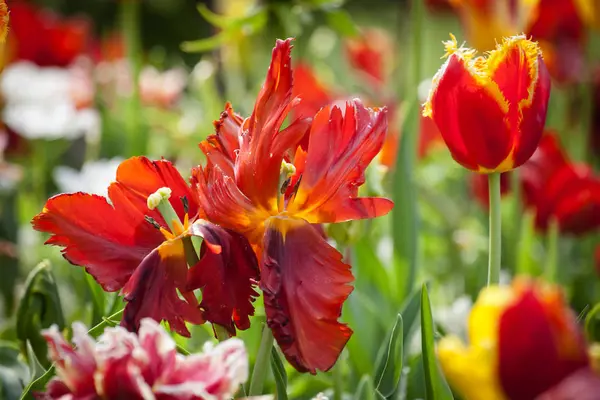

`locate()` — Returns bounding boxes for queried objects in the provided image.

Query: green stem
[120,0,144,156]
[487,172,502,286]
[544,218,559,283]
[333,354,343,400]
[249,323,274,396]
[214,324,230,341]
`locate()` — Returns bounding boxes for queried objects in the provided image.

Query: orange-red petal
[186,223,260,335]
[111,157,199,223]
[260,217,353,373]
[121,246,204,337]
[236,38,308,211]
[31,192,163,292]
[287,100,393,223]
[292,63,333,121]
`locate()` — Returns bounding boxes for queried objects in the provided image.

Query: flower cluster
[32,38,393,375]
[35,318,248,400]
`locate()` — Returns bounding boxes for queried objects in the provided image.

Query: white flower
[1,62,100,141]
[53,158,122,197]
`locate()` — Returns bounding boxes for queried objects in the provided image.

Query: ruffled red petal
[32,192,163,291]
[186,222,260,335]
[121,246,204,338]
[260,217,353,373]
[287,100,393,223]
[192,164,265,243]
[498,288,589,400]
[235,38,310,211]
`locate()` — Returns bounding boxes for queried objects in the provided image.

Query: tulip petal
[32,192,164,292]
[260,217,353,373]
[288,100,393,223]
[111,156,199,223]
[498,288,589,400]
[121,245,204,338]
[292,63,333,121]
[187,222,260,334]
[236,38,309,211]
[515,58,551,167]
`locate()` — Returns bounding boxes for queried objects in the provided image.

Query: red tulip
[423,34,551,173]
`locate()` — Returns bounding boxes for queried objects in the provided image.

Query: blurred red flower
[471,133,600,235]
[439,279,598,400]
[194,39,393,373]
[423,35,551,173]
[522,134,600,235]
[6,1,91,67]
[451,0,589,83]
[32,157,259,337]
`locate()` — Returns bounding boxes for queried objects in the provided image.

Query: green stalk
[120,0,144,156]
[333,354,343,400]
[391,0,424,302]
[544,218,559,283]
[487,172,502,286]
[249,324,275,396]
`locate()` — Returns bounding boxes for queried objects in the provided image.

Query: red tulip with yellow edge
[423,34,550,173]
[438,278,599,400]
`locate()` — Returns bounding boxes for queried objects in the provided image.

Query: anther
[181,196,189,214]
[144,216,161,229]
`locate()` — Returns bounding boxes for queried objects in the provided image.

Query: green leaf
[585,303,600,342]
[373,314,403,397]
[0,342,29,400]
[392,99,420,303]
[324,9,358,37]
[399,288,422,347]
[16,261,65,368]
[354,375,382,400]
[181,32,229,53]
[25,341,45,382]
[420,284,453,400]
[270,347,288,400]
[197,3,231,28]
[20,365,54,400]
[85,274,105,326]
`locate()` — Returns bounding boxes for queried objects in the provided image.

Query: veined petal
[287,100,393,223]
[235,39,308,211]
[31,192,163,292]
[187,222,260,335]
[260,217,353,373]
[121,245,204,338]
[498,285,589,399]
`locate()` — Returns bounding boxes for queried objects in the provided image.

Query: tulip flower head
[438,278,596,400]
[194,38,394,373]
[35,318,248,400]
[423,34,551,173]
[32,157,259,337]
